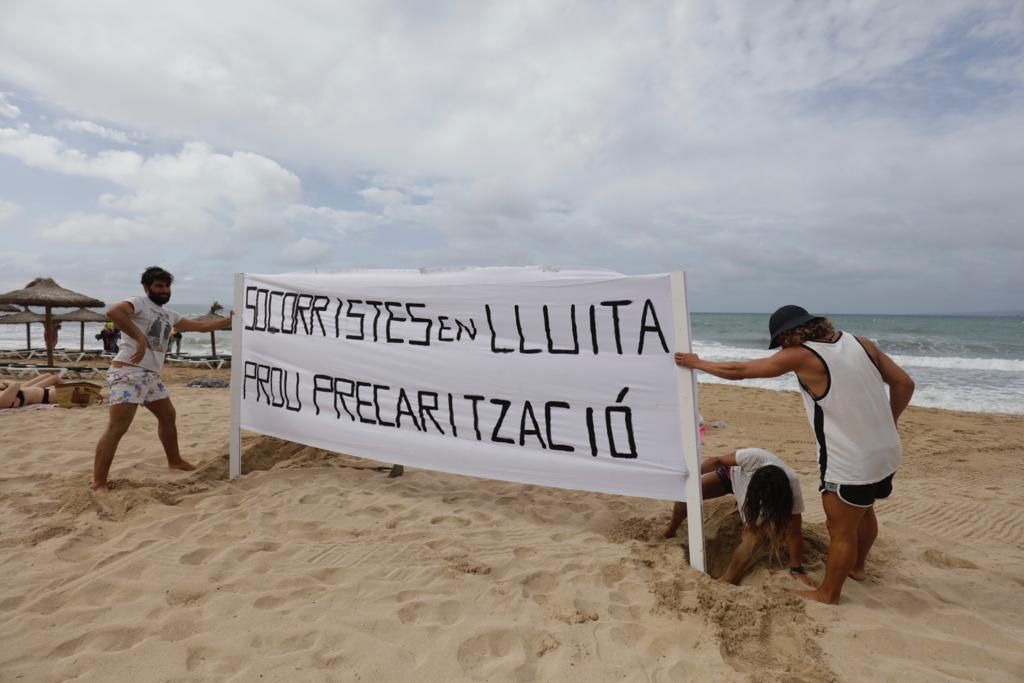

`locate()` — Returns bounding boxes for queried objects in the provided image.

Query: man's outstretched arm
[175,311,234,333]
[675,347,804,381]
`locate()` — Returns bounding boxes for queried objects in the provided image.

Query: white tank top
[798,332,902,485]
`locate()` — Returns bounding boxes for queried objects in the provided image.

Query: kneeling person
[665,448,813,586]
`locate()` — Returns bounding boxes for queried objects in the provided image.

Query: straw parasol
[0,303,19,313]
[0,308,46,350]
[0,278,105,366]
[192,301,231,358]
[56,307,110,352]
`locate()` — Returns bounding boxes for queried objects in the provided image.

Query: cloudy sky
[0,1,1021,313]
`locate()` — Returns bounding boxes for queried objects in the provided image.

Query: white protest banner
[230,267,701,504]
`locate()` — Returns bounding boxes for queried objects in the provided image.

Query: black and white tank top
[799,332,902,485]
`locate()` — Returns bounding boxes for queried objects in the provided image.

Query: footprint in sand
[179,547,217,565]
[521,570,557,604]
[921,548,979,569]
[253,595,286,609]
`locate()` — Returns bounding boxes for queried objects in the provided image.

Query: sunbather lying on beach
[0,373,61,409]
[665,448,815,587]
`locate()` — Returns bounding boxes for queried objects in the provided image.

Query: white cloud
[359,187,408,206]
[0,2,1021,310]
[38,212,152,243]
[278,236,333,266]
[284,204,382,235]
[0,199,20,223]
[0,126,314,243]
[56,119,142,145]
[0,93,20,119]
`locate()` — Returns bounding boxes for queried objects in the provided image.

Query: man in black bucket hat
[767,305,824,349]
[676,305,915,605]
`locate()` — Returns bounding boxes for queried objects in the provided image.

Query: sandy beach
[1,372,1022,682]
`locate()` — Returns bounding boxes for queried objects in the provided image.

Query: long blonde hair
[741,465,794,564]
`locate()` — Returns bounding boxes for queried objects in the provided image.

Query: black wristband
[789,565,806,575]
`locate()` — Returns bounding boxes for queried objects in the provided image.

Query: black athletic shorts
[820,473,895,508]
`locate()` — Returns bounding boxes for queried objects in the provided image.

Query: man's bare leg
[850,507,878,580]
[145,398,195,471]
[93,403,139,490]
[664,472,729,538]
[798,493,868,604]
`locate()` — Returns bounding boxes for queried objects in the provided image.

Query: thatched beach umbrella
[192,301,231,358]
[0,308,46,350]
[0,303,19,313]
[0,278,105,367]
[56,307,109,352]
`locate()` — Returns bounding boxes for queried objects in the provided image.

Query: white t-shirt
[730,448,805,522]
[113,296,182,373]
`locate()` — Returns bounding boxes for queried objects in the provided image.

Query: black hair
[141,266,174,286]
[741,465,794,560]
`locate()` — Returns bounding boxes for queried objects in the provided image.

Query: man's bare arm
[676,347,804,381]
[700,451,739,474]
[174,311,233,333]
[787,514,816,587]
[858,336,915,423]
[106,302,143,341]
[106,301,147,365]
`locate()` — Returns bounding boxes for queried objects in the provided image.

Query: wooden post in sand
[671,271,706,573]
[229,273,244,479]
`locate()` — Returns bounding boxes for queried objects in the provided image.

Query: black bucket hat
[768,305,823,349]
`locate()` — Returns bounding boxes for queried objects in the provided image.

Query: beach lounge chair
[0,363,68,379]
[167,354,228,369]
[62,366,103,379]
[0,348,35,360]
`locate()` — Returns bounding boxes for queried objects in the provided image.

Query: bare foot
[168,460,196,472]
[91,481,109,492]
[791,573,818,589]
[796,588,839,605]
[663,528,678,539]
[848,568,867,581]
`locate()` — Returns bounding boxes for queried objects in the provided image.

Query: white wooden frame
[671,271,706,572]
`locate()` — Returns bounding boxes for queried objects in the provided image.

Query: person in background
[170,328,183,355]
[92,266,232,491]
[97,322,120,353]
[665,447,815,587]
[43,319,61,350]
[676,305,914,604]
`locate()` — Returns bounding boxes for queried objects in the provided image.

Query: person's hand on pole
[675,352,700,368]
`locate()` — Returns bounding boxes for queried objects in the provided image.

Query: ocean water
[2,306,1021,415]
[690,313,1024,416]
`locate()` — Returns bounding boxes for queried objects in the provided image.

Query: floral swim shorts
[107,367,169,405]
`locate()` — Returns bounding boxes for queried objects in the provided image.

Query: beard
[148,292,171,306]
